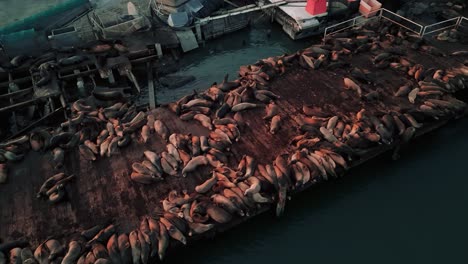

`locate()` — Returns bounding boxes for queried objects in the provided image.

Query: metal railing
[422,16,462,36]
[379,8,424,35]
[324,7,467,39]
[323,9,380,38]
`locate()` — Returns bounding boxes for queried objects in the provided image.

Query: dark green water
[157,18,468,264]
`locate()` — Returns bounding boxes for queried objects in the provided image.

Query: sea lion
[94,259,111,264]
[34,242,49,264]
[213,118,237,126]
[263,102,279,120]
[141,125,150,143]
[403,113,422,128]
[193,114,213,130]
[158,222,169,260]
[320,127,338,143]
[52,147,65,169]
[214,103,230,119]
[326,116,339,131]
[159,217,187,245]
[161,157,178,176]
[211,194,244,216]
[231,103,260,112]
[88,224,116,245]
[401,127,416,143]
[206,204,232,223]
[20,247,35,264]
[154,120,170,141]
[270,115,281,134]
[137,231,149,264]
[408,88,419,104]
[129,231,141,264]
[161,152,179,170]
[118,234,132,264]
[0,163,7,184]
[343,78,362,97]
[188,222,214,236]
[62,241,82,264]
[195,173,217,193]
[79,145,96,161]
[45,239,64,261]
[244,177,261,196]
[106,235,121,264]
[183,99,212,109]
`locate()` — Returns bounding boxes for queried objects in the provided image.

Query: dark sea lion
[129,231,141,264]
[159,217,187,245]
[158,222,169,261]
[117,234,132,264]
[94,259,111,264]
[88,225,116,246]
[106,234,121,264]
[137,231,149,264]
[45,239,64,261]
[206,204,232,223]
[62,241,82,264]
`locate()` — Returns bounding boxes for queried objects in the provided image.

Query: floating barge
[0,18,468,264]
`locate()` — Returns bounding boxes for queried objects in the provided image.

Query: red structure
[305,0,328,16]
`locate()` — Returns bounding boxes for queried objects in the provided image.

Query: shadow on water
[166,117,468,264]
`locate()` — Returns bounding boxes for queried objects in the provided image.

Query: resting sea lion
[129,231,141,264]
[159,218,187,245]
[118,234,132,264]
[154,120,170,141]
[194,114,213,130]
[270,115,281,134]
[206,204,232,223]
[158,222,169,260]
[45,239,64,261]
[62,241,82,264]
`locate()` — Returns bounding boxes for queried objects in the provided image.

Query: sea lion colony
[1,19,468,263]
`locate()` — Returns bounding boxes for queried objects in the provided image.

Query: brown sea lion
[154,120,170,141]
[106,235,121,264]
[270,115,281,134]
[159,218,187,245]
[129,231,141,264]
[62,241,82,264]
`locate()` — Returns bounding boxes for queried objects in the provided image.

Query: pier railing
[379,8,424,35]
[422,16,464,36]
[324,8,468,40]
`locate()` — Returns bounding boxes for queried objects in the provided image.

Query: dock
[0,17,468,264]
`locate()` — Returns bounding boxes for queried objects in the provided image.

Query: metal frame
[324,7,468,39]
[422,16,461,36]
[379,8,424,35]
